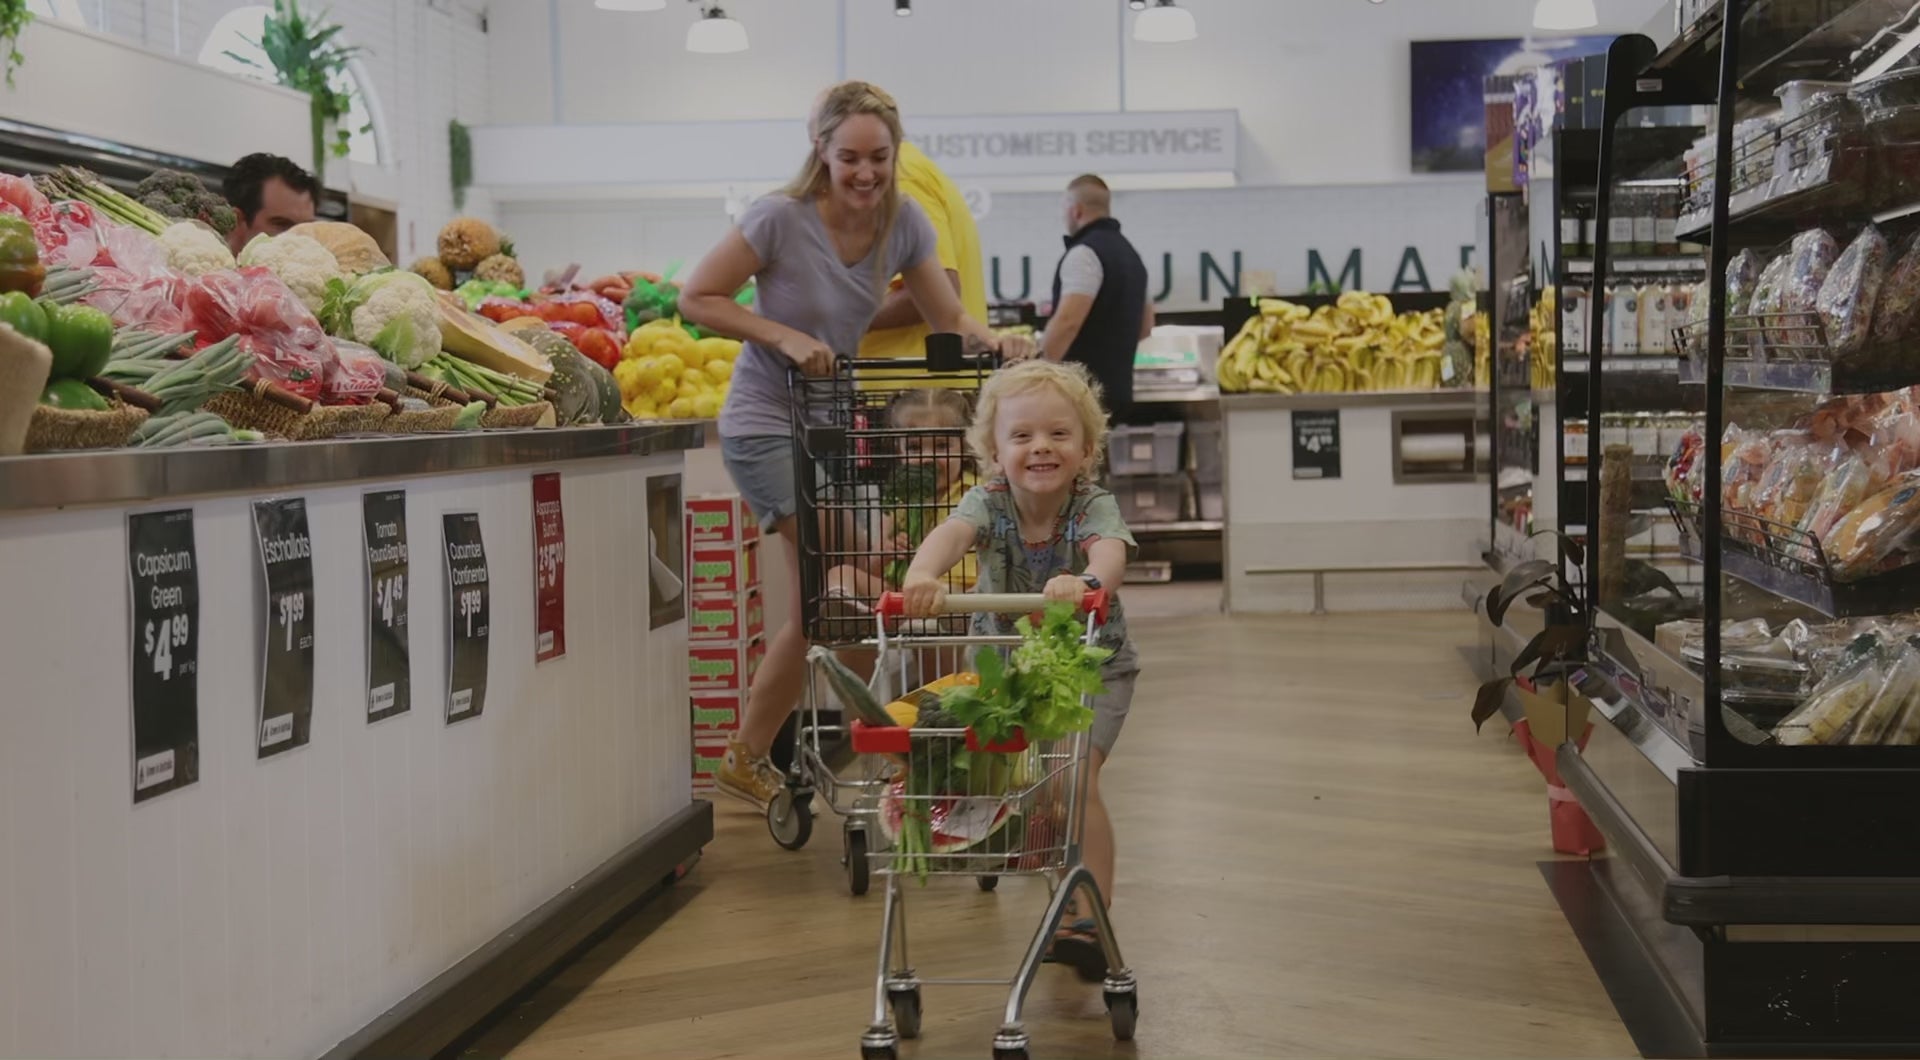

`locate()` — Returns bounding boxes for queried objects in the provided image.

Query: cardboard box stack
[687,494,764,794]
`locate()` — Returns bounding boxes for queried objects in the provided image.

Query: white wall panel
[0,453,693,1060]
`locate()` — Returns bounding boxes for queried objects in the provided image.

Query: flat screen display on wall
[1411,35,1615,173]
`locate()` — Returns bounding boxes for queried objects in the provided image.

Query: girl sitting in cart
[898,358,1141,981]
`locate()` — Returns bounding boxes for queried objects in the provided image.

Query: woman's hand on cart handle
[995,331,1039,362]
[776,330,836,377]
[878,588,1110,624]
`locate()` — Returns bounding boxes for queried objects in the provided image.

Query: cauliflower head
[158,221,235,277]
[237,233,341,314]
[349,270,443,369]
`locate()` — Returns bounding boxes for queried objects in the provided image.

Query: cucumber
[40,378,109,411]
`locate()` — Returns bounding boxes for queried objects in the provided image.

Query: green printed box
[689,541,758,597]
[687,636,765,692]
[689,589,764,642]
[691,693,742,733]
[692,734,730,793]
[687,494,758,547]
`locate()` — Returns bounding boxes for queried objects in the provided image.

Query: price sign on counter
[253,498,315,757]
[442,512,490,723]
[127,509,200,802]
[1291,409,1342,480]
[532,472,566,661]
[362,490,411,722]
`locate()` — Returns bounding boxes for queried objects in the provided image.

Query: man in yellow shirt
[858,139,988,387]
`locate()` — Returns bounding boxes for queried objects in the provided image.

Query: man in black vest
[1041,174,1154,421]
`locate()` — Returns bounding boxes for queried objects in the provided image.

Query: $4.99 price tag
[128,509,201,801]
[532,473,565,661]
[253,498,316,757]
[362,490,411,722]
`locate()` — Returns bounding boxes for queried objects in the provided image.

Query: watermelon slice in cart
[878,779,1014,854]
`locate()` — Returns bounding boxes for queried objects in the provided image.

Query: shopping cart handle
[875,590,1109,625]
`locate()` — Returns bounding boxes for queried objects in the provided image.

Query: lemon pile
[614,319,740,421]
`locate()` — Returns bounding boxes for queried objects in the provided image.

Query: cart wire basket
[761,339,997,882]
[844,590,1136,1060]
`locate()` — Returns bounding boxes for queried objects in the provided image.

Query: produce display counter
[1223,389,1489,613]
[0,422,711,1060]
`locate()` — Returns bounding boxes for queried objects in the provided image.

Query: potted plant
[225,0,366,186]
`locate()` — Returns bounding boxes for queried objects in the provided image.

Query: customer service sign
[906,111,1237,178]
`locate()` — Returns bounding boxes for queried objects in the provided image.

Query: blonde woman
[680,81,1033,808]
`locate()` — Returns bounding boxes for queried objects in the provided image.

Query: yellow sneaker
[715,737,785,808]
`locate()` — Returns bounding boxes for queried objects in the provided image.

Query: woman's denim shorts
[720,434,798,533]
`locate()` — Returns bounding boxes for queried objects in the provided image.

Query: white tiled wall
[0,454,692,1059]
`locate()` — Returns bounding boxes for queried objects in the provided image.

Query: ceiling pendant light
[1132,0,1196,43]
[687,3,748,53]
[1532,0,1598,30]
[596,0,666,10]
[1128,0,1148,9]
[895,0,912,14]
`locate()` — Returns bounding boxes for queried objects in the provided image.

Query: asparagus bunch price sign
[127,508,200,801]
[532,472,566,661]
[363,490,411,722]
[442,512,490,723]
[253,498,316,757]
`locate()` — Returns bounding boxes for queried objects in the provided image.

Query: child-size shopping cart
[762,340,991,895]
[850,590,1137,1060]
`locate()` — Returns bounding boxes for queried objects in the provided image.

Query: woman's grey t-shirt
[718,193,936,438]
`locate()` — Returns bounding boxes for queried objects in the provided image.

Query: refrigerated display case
[1556,18,1920,1055]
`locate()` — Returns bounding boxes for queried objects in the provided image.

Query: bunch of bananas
[1528,285,1557,391]
[1216,292,1447,394]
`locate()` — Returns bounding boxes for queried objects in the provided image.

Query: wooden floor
[461,609,1636,1060]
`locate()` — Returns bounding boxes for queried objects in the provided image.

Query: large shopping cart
[850,590,1137,1060]
[763,339,993,894]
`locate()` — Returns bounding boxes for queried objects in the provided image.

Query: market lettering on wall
[992,244,1482,305]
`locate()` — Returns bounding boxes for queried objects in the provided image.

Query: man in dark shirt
[223,153,318,255]
[1040,174,1154,421]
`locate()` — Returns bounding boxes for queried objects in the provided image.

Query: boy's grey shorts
[1091,641,1140,757]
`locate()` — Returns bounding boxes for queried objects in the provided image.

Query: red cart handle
[875,590,1109,626]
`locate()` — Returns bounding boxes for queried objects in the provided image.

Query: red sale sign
[532,472,565,661]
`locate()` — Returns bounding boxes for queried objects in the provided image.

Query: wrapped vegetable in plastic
[1817,225,1888,359]
[1748,252,1792,355]
[1749,430,1827,530]
[1721,425,1772,513]
[1726,248,1764,316]
[1823,471,1920,581]
[1665,426,1706,505]
[1871,231,1920,344]
[1776,636,1886,745]
[323,338,389,406]
[1848,639,1920,745]
[1778,228,1840,351]
[1800,445,1875,541]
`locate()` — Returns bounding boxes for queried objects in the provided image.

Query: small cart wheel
[976,874,999,892]
[768,788,813,851]
[991,1049,1029,1060]
[845,828,871,897]
[887,987,922,1040]
[860,1045,896,1060]
[1105,989,1138,1042]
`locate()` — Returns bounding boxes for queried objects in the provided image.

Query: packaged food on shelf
[1845,640,1920,744]
[1824,471,1920,580]
[1778,228,1840,351]
[1749,431,1827,530]
[1852,67,1920,144]
[1817,224,1888,358]
[1726,248,1764,317]
[1775,640,1886,745]
[1870,231,1920,344]
[1776,80,1852,120]
[1748,252,1792,354]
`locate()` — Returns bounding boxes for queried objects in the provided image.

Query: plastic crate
[1197,481,1224,522]
[1109,422,1185,476]
[1111,473,1191,525]
[1188,419,1223,484]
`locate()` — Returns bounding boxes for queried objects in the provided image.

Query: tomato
[43,302,113,379]
[547,321,586,345]
[533,300,570,324]
[575,328,621,370]
[478,297,533,324]
[0,290,48,344]
[563,301,603,328]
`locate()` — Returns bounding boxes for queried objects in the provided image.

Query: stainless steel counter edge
[0,422,709,512]
[1221,389,1489,411]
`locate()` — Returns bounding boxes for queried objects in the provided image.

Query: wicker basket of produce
[482,400,555,429]
[206,380,390,441]
[26,395,151,451]
[387,381,468,433]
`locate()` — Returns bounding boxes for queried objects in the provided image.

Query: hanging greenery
[224,0,367,186]
[0,2,32,87]
[449,119,472,210]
